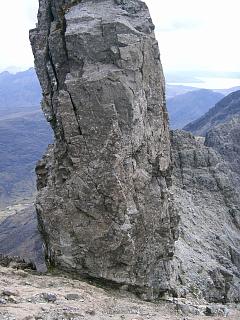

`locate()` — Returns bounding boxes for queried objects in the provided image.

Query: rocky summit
[30,0,178,299]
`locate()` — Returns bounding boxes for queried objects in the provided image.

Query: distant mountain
[0,66,27,74]
[167,89,224,129]
[214,86,240,96]
[0,68,52,208]
[166,84,240,100]
[184,90,240,136]
[0,68,41,118]
[166,84,198,99]
[0,112,52,208]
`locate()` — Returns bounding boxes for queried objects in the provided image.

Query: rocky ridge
[184,90,240,136]
[27,0,240,306]
[167,89,223,129]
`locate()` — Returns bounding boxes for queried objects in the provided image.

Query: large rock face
[171,130,240,302]
[205,115,240,174]
[30,0,178,298]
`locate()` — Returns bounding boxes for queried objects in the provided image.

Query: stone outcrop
[184,90,240,136]
[171,130,240,302]
[30,0,240,303]
[30,0,178,299]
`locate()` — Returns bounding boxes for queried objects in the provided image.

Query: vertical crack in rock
[67,90,83,136]
[30,0,178,300]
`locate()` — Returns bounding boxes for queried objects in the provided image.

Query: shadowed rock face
[30,0,178,299]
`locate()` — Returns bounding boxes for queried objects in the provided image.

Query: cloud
[155,19,203,32]
[0,0,38,70]
[0,0,240,73]
[146,0,240,72]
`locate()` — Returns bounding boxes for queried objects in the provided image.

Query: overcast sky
[0,0,240,72]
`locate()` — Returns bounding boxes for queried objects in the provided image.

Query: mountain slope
[0,112,52,208]
[0,68,41,118]
[184,90,240,136]
[167,89,223,129]
[0,68,52,208]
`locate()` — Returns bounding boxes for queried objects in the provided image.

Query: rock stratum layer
[30,0,178,299]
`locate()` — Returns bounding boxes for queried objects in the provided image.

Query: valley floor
[0,266,240,320]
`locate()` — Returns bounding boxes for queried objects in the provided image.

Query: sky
[0,0,240,73]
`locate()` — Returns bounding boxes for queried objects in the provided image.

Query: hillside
[167,89,223,128]
[0,68,41,118]
[0,68,52,208]
[184,90,240,136]
[0,112,52,208]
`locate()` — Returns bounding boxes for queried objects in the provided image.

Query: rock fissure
[66,90,83,135]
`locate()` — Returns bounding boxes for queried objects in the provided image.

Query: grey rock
[2,289,19,297]
[29,0,240,305]
[205,115,240,174]
[0,254,36,271]
[40,293,57,303]
[0,298,7,305]
[30,0,178,299]
[7,296,19,304]
[86,309,96,316]
[205,304,230,317]
[171,130,240,302]
[65,293,81,300]
[175,302,201,316]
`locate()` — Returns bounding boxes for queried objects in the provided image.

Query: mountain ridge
[184,89,240,136]
[167,89,223,128]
